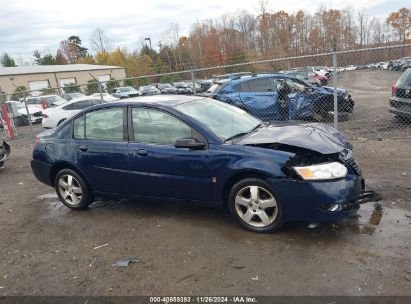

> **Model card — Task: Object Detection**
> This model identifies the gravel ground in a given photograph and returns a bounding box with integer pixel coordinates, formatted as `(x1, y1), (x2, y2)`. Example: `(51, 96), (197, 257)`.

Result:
(0, 70), (410, 296)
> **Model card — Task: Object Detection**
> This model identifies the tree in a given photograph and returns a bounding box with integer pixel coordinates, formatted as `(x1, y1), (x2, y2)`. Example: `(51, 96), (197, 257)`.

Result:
(55, 50), (68, 65)
(1, 53), (16, 67)
(105, 77), (120, 93)
(386, 8), (411, 44)
(63, 83), (81, 93)
(85, 79), (100, 95)
(10, 86), (28, 100)
(159, 74), (181, 83)
(90, 28), (111, 52)
(60, 36), (88, 63)
(33, 50), (67, 65)
(41, 87), (58, 95)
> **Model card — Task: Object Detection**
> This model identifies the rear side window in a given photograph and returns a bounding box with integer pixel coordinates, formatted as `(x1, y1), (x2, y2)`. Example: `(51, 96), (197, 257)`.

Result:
(73, 108), (124, 141)
(73, 116), (85, 139)
(396, 69), (411, 87)
(234, 78), (275, 92)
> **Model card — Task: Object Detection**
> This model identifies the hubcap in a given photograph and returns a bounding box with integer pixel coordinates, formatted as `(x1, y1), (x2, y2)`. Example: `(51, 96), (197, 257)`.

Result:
(234, 185), (278, 228)
(58, 174), (83, 206)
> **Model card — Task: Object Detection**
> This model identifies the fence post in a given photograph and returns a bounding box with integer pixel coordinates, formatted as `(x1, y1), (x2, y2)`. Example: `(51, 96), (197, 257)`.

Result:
(23, 94), (34, 136)
(98, 82), (104, 102)
(332, 38), (338, 130)
(191, 69), (196, 95)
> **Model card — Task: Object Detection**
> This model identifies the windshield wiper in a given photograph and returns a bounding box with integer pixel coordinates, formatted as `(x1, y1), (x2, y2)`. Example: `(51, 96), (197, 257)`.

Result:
(224, 123), (265, 142)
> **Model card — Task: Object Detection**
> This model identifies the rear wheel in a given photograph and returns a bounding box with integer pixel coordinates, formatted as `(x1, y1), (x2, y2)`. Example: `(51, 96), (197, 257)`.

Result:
(228, 178), (284, 233)
(55, 169), (93, 209)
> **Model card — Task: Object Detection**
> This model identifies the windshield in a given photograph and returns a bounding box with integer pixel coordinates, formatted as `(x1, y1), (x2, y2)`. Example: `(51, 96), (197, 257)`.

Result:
(176, 98), (261, 140)
(397, 69), (411, 87)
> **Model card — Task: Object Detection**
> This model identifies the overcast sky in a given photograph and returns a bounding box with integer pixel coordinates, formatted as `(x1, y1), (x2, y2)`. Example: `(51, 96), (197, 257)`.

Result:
(0, 0), (407, 64)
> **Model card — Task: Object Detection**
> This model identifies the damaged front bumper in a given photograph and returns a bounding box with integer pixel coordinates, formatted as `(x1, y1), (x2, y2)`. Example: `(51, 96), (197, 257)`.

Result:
(0, 141), (11, 166)
(266, 174), (375, 222)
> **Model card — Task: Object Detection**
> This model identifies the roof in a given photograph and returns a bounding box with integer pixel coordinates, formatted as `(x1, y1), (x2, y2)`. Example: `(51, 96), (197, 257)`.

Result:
(0, 64), (124, 76)
(106, 94), (208, 107)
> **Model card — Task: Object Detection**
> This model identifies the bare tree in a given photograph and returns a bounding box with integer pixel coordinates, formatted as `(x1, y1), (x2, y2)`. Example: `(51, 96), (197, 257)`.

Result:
(90, 28), (112, 53)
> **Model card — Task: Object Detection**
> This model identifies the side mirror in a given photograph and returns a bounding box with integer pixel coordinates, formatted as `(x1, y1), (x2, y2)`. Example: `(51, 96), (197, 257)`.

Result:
(175, 138), (206, 150)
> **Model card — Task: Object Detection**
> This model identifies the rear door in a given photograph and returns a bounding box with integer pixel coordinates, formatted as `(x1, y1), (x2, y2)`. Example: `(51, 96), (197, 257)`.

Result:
(238, 78), (280, 121)
(71, 106), (130, 195)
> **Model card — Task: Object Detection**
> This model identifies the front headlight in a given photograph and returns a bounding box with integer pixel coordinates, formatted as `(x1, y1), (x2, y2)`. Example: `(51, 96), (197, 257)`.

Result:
(293, 162), (347, 180)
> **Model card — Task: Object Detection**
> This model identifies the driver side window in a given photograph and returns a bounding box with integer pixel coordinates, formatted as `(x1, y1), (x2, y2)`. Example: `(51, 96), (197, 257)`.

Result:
(132, 108), (192, 145)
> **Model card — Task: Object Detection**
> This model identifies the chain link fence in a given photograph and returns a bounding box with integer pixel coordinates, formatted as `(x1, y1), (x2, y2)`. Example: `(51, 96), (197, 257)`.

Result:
(1, 44), (410, 141)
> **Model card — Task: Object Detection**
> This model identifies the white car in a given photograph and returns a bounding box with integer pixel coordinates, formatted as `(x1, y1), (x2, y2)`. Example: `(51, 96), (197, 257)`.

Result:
(89, 93), (119, 102)
(15, 102), (43, 124)
(42, 97), (105, 129)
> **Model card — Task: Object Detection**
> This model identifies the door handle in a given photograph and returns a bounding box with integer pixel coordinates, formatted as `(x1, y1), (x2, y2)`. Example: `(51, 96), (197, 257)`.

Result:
(136, 149), (148, 156)
(78, 145), (88, 152)
(243, 97), (252, 101)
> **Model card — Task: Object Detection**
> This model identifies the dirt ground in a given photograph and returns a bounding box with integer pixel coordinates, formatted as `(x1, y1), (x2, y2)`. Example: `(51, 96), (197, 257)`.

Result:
(0, 70), (410, 296)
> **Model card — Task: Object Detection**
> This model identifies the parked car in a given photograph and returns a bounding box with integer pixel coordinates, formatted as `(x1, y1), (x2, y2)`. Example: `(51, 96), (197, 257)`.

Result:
(139, 85), (161, 96)
(5, 101), (30, 126)
(111, 86), (142, 99)
(196, 79), (214, 92)
(185, 81), (202, 93)
(89, 93), (119, 102)
(389, 68), (411, 120)
(31, 95), (372, 233)
(303, 66), (331, 78)
(22, 95), (67, 108)
(280, 70), (322, 87)
(60, 93), (86, 101)
(209, 74), (354, 122)
(156, 83), (177, 94)
(173, 82), (193, 94)
(401, 60), (411, 72)
(0, 140), (10, 168)
(42, 97), (106, 128)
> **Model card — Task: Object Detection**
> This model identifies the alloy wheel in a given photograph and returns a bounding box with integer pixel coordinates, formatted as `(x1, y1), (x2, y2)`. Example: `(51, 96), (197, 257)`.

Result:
(234, 185), (278, 228)
(57, 174), (83, 206)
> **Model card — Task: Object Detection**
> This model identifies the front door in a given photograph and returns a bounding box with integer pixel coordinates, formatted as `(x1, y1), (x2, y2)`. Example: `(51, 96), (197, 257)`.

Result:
(128, 106), (213, 202)
(238, 78), (280, 122)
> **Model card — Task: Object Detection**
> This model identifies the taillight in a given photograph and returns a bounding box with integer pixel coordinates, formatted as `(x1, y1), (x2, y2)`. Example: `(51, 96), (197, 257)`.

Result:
(34, 137), (40, 148)
(42, 113), (48, 118)
(392, 85), (397, 96)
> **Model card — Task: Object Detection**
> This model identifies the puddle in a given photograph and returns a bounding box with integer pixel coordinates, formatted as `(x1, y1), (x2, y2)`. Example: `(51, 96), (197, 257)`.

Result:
(340, 202), (391, 236)
(37, 193), (58, 200)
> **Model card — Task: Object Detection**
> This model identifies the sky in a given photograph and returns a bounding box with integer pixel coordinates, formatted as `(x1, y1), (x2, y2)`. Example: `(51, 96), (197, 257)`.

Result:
(0, 0), (407, 64)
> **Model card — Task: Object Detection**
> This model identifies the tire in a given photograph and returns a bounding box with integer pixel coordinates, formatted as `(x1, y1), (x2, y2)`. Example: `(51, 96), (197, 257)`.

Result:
(57, 119), (66, 126)
(228, 178), (284, 233)
(54, 169), (93, 210)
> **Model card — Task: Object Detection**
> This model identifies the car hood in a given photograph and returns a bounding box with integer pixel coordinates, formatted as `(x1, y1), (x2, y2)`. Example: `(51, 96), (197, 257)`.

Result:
(237, 122), (347, 154)
(18, 105), (43, 114)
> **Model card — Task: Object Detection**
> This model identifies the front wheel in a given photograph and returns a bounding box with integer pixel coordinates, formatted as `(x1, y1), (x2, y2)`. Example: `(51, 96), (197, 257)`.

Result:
(228, 178), (284, 233)
(55, 169), (93, 209)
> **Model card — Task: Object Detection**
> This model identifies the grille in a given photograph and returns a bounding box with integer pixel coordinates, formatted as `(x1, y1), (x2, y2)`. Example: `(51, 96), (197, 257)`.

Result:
(32, 111), (42, 117)
(346, 157), (361, 175)
(395, 88), (411, 99)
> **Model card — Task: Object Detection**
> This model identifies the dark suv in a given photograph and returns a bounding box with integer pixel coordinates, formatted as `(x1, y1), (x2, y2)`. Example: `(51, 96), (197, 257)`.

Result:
(389, 68), (411, 120)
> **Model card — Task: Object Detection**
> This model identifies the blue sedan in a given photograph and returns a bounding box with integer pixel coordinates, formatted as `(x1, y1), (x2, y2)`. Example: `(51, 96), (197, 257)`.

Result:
(31, 95), (370, 233)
